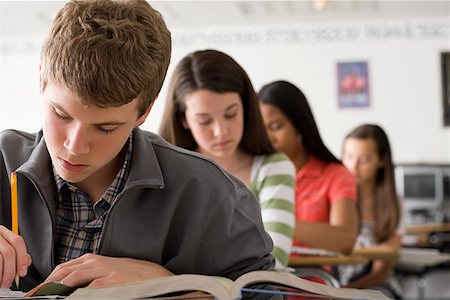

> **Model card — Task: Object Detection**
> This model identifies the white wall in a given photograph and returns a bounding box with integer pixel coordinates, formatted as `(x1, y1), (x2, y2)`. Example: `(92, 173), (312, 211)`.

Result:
(1, 16), (449, 164)
(152, 17), (450, 164)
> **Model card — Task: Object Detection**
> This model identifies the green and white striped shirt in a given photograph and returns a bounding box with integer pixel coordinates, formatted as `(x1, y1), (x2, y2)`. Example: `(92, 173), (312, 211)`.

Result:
(250, 152), (296, 269)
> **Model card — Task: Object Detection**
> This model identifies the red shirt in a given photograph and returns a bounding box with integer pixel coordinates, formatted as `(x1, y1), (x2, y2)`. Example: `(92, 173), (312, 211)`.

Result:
(294, 156), (356, 245)
(294, 156), (356, 262)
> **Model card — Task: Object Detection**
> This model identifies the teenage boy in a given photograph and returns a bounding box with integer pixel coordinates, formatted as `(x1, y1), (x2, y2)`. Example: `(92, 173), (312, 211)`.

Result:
(0, 0), (274, 291)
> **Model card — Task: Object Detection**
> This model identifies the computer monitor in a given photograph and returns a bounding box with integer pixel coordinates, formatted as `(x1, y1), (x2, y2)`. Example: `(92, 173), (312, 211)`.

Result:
(395, 164), (445, 212)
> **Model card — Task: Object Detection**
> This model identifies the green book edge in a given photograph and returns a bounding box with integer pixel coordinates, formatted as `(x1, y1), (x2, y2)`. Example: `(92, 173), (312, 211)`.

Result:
(33, 282), (77, 297)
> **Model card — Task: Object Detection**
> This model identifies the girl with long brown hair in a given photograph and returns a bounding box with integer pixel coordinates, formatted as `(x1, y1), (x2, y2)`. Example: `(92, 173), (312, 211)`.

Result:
(340, 124), (402, 297)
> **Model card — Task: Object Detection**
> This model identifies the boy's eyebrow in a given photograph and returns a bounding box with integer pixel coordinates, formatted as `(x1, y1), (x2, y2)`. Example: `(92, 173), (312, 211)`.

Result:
(50, 101), (127, 126)
(50, 101), (69, 115)
(92, 121), (127, 126)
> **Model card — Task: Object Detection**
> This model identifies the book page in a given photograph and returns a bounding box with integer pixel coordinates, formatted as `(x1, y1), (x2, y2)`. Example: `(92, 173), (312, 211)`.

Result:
(0, 288), (62, 299)
(65, 274), (236, 300)
(233, 271), (392, 300)
(0, 288), (25, 298)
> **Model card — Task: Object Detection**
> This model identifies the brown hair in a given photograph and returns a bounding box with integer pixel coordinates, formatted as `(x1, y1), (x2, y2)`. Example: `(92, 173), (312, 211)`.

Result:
(345, 124), (401, 243)
(258, 80), (339, 163)
(40, 0), (171, 116)
(159, 49), (274, 155)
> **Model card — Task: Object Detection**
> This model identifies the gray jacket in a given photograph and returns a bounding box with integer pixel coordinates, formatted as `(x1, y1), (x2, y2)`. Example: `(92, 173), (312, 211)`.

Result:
(0, 128), (274, 291)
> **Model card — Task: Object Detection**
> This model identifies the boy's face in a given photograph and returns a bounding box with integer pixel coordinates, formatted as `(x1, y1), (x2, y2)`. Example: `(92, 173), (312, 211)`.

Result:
(41, 81), (149, 187)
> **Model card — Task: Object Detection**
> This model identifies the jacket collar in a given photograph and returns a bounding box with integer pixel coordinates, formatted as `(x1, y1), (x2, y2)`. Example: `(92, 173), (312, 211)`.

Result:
(16, 131), (57, 213)
(17, 130), (52, 183)
(126, 128), (165, 190)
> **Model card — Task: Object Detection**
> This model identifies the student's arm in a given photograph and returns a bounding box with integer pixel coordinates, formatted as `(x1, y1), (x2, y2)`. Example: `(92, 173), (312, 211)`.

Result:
(344, 234), (401, 288)
(255, 154), (296, 269)
(0, 225), (32, 288)
(44, 254), (174, 288)
(294, 199), (358, 254)
(44, 181), (275, 288)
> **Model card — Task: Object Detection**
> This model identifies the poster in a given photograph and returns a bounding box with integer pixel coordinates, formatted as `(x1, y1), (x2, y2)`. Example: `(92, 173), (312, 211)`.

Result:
(337, 61), (370, 108)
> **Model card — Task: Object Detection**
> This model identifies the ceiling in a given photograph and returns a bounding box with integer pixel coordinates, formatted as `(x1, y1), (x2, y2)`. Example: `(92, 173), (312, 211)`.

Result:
(0, 1), (449, 36)
(153, 1), (450, 27)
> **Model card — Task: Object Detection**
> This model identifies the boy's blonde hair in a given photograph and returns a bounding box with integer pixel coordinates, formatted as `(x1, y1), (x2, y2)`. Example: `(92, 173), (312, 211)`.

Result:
(40, 0), (171, 116)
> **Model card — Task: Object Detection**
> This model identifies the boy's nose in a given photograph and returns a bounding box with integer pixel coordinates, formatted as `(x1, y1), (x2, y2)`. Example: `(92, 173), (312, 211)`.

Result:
(64, 125), (90, 155)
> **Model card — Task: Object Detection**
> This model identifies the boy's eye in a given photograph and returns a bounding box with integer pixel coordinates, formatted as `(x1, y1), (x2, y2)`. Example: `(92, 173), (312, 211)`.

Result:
(97, 126), (118, 134)
(54, 108), (70, 120)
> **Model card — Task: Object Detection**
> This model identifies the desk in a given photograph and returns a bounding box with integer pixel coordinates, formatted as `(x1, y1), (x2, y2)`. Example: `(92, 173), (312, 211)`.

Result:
(397, 248), (450, 269)
(289, 247), (398, 267)
(352, 247), (399, 260)
(395, 248), (450, 299)
(289, 255), (367, 267)
(405, 223), (450, 234)
(403, 223), (450, 250)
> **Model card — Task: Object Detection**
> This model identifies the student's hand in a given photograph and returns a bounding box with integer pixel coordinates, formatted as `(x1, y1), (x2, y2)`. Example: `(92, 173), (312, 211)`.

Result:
(0, 225), (32, 288)
(45, 253), (174, 288)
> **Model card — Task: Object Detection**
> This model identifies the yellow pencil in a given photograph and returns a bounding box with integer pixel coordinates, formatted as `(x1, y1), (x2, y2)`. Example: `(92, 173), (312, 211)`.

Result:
(10, 172), (19, 288)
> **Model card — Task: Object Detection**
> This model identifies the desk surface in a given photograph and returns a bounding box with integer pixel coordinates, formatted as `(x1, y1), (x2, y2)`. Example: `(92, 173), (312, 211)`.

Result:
(396, 248), (450, 273)
(403, 223), (450, 248)
(289, 255), (367, 266)
(405, 223), (450, 234)
(352, 247), (399, 260)
(289, 247), (398, 267)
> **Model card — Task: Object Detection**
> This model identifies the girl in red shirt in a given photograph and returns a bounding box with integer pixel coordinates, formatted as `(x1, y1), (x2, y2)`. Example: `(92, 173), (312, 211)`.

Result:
(258, 80), (358, 255)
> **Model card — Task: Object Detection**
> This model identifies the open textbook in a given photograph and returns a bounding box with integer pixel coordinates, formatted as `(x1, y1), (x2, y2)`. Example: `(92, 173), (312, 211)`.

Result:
(6, 270), (392, 300)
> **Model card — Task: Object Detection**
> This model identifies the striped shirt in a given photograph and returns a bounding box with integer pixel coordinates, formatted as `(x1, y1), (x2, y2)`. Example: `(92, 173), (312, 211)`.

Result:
(250, 152), (296, 270)
(53, 136), (132, 263)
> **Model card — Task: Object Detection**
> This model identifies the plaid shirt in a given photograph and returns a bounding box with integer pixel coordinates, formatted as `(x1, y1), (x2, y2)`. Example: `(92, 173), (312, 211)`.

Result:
(53, 136), (132, 263)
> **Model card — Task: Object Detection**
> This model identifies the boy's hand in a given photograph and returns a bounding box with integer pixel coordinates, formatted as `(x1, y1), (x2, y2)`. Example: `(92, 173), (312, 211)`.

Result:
(0, 225), (32, 288)
(45, 253), (173, 287)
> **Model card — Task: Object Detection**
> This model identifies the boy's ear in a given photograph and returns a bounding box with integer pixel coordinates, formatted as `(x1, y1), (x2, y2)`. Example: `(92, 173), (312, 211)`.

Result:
(135, 98), (155, 127)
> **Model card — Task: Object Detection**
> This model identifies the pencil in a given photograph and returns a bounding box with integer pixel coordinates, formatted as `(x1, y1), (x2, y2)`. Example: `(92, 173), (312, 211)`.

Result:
(10, 172), (19, 288)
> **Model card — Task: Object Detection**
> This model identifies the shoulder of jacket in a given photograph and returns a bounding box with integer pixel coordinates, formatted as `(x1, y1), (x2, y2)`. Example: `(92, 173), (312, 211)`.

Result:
(139, 130), (238, 184)
(0, 129), (39, 145)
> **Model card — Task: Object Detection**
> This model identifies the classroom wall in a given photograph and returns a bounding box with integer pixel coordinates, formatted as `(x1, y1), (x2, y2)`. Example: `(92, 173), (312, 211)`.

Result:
(1, 15), (449, 164)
